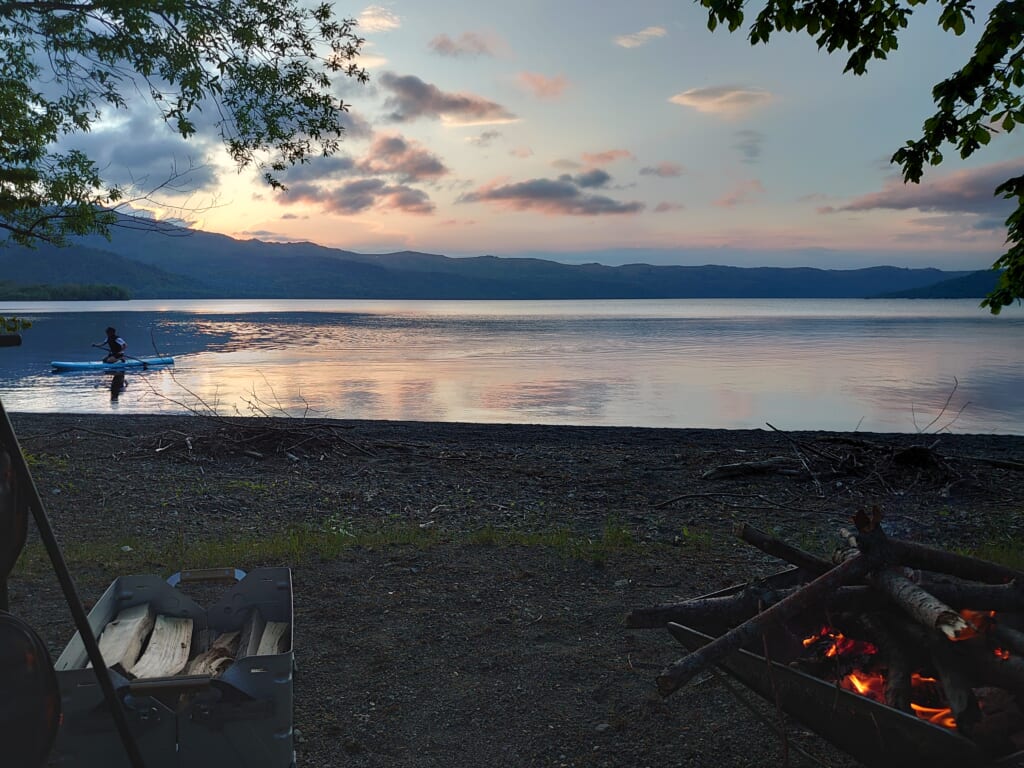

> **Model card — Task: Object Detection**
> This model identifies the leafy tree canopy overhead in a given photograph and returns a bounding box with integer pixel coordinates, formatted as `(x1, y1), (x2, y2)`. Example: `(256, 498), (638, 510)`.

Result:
(697, 0), (1024, 313)
(0, 0), (367, 247)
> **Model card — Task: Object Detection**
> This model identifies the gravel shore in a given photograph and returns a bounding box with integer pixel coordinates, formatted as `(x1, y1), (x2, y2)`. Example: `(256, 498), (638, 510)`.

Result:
(5, 412), (1024, 767)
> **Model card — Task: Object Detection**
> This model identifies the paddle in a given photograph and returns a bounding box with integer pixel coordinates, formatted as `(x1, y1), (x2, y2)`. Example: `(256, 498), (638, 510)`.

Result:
(91, 344), (149, 369)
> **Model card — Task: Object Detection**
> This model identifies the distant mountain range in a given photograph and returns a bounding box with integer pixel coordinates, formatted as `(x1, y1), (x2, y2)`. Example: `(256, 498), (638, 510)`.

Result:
(0, 215), (1002, 300)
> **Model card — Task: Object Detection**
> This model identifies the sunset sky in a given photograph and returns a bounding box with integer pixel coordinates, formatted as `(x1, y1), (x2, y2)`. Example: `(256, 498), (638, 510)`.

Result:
(74, 0), (1023, 271)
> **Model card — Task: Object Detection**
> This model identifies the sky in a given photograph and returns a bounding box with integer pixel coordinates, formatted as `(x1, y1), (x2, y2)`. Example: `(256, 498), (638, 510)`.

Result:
(75, 0), (1024, 271)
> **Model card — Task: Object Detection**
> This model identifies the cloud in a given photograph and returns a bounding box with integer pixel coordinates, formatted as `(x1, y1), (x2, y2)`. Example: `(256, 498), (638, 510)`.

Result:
(669, 86), (773, 117)
(639, 162), (684, 178)
(517, 72), (568, 100)
(285, 178), (434, 215)
(714, 179), (765, 207)
(284, 156), (356, 183)
(429, 32), (496, 57)
(379, 72), (517, 125)
(614, 26), (667, 48)
(733, 129), (764, 164)
(339, 110), (374, 140)
(70, 113), (219, 192)
(581, 149), (634, 166)
(573, 169), (611, 188)
(467, 130), (502, 147)
(510, 146), (534, 158)
(459, 175), (644, 216)
(357, 134), (448, 182)
(835, 160), (1019, 218)
(654, 202), (686, 212)
(358, 5), (400, 32)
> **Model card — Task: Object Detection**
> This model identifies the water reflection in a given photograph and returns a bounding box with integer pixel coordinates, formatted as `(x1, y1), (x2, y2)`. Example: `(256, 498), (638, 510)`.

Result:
(110, 372), (127, 403)
(0, 300), (1021, 433)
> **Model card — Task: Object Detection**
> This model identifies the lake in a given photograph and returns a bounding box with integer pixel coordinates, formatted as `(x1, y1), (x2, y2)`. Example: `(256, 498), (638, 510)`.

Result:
(0, 298), (1021, 434)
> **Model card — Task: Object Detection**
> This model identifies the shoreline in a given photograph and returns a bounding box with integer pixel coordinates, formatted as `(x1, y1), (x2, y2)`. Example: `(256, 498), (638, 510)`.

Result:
(8, 411), (1024, 767)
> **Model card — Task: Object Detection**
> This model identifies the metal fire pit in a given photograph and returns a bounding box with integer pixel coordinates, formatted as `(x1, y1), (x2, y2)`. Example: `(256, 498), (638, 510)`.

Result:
(670, 570), (1024, 768)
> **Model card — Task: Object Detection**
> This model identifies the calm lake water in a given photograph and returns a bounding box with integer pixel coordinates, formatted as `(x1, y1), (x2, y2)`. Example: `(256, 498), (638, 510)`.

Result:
(0, 298), (1022, 434)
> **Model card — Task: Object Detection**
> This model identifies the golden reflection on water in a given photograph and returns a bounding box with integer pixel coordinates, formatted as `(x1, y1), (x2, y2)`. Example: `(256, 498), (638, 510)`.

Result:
(1, 299), (1021, 431)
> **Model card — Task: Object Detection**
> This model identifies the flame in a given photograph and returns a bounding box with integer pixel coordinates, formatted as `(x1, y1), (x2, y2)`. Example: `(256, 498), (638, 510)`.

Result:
(911, 703), (957, 729)
(804, 629), (962, 730)
(953, 609), (996, 641)
(995, 647), (1011, 660)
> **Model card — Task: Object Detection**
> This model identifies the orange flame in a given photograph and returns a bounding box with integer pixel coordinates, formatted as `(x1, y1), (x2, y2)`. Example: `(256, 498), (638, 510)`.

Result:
(994, 647), (1011, 660)
(911, 703), (957, 729)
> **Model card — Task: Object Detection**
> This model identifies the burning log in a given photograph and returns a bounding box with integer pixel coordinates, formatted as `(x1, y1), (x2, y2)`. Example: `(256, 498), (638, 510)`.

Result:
(871, 567), (970, 640)
(656, 551), (874, 696)
(631, 511), (1024, 761)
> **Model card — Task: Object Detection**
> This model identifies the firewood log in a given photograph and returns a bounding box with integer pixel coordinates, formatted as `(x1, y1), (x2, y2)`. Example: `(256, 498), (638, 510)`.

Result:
(871, 567), (970, 640)
(129, 615), (193, 679)
(657, 552), (873, 696)
(94, 603), (154, 671)
(256, 622), (289, 655)
(733, 523), (832, 575)
(185, 631), (240, 676)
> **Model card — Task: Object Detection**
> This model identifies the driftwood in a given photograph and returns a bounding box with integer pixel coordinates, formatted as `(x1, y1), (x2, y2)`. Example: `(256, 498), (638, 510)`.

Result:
(94, 603), (154, 671)
(129, 615), (193, 679)
(701, 457), (803, 481)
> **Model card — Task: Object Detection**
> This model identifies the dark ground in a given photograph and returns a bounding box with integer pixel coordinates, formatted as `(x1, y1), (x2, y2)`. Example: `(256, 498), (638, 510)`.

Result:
(5, 412), (1024, 767)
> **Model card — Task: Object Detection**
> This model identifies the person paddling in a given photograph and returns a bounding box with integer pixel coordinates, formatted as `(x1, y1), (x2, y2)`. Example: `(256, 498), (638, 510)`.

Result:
(97, 327), (127, 363)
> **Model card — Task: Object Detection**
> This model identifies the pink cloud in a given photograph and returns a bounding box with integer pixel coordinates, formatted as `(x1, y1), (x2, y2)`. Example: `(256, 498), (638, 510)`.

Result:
(517, 72), (568, 100)
(837, 160), (1019, 218)
(714, 179), (765, 207)
(459, 176), (643, 216)
(654, 202), (686, 213)
(581, 149), (634, 166)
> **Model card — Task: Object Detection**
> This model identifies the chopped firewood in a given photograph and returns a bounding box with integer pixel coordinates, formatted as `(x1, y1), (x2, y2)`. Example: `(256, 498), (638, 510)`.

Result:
(237, 608), (266, 659)
(256, 622), (289, 656)
(185, 631), (240, 676)
(129, 615), (193, 679)
(93, 603), (154, 671)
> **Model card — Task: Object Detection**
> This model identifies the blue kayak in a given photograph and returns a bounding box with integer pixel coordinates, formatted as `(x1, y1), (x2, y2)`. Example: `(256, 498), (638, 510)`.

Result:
(51, 357), (174, 371)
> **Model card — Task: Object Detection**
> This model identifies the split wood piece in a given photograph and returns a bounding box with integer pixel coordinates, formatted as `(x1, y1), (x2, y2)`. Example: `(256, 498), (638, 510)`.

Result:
(129, 615), (193, 679)
(734, 523), (832, 575)
(625, 583), (787, 629)
(657, 551), (873, 697)
(94, 603), (154, 671)
(185, 631), (240, 677)
(701, 457), (802, 481)
(871, 567), (970, 640)
(237, 608), (266, 659)
(256, 622), (289, 656)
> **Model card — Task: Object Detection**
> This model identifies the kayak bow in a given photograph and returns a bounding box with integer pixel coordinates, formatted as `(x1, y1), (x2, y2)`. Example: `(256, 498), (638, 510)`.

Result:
(51, 357), (174, 371)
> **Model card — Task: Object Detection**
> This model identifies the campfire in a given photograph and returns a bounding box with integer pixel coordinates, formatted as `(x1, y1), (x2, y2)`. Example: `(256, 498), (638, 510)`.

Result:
(627, 509), (1024, 766)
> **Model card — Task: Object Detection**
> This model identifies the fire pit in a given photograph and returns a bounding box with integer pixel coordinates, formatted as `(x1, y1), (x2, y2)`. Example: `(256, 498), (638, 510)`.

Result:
(627, 515), (1024, 768)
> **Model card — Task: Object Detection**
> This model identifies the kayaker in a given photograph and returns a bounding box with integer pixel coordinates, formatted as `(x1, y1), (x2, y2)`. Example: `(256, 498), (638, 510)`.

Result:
(98, 327), (127, 363)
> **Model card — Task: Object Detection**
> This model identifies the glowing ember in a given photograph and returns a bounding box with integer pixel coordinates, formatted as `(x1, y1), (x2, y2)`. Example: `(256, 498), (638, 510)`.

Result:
(995, 648), (1011, 660)
(802, 626), (878, 658)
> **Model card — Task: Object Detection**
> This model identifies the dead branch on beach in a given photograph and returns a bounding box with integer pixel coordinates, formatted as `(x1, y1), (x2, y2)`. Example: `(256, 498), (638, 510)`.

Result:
(126, 370), (376, 461)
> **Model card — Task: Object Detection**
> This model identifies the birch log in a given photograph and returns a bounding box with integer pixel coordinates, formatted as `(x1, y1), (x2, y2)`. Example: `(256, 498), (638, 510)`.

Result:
(871, 567), (969, 640)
